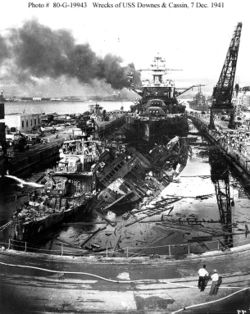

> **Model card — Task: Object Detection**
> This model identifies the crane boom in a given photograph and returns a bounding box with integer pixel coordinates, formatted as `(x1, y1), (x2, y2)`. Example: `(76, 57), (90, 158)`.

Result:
(175, 84), (205, 97)
(212, 22), (242, 110)
(209, 22), (242, 129)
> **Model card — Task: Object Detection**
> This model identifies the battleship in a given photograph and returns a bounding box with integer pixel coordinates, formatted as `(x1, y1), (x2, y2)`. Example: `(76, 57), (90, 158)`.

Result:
(126, 55), (189, 145)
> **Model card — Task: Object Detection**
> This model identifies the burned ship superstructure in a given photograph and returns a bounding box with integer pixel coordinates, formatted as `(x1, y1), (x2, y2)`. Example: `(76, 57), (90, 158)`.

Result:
(127, 56), (189, 144)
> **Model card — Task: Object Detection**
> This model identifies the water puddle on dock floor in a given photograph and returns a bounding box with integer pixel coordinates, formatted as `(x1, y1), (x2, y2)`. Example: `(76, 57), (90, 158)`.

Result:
(1, 123), (250, 257)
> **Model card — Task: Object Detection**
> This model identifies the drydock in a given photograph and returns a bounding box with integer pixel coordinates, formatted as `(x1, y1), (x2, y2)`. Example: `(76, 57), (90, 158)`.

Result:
(1, 22), (250, 313)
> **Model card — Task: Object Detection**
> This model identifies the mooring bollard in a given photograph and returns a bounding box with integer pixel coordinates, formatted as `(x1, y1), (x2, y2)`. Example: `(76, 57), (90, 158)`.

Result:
(126, 247), (129, 258)
(25, 242), (27, 252)
(61, 243), (64, 256)
(106, 247), (108, 258)
(187, 244), (190, 255)
(8, 238), (11, 250)
(217, 240), (220, 250)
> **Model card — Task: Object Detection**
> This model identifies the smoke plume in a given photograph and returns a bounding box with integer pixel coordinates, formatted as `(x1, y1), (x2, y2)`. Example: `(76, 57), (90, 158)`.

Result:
(0, 20), (140, 94)
(0, 35), (9, 63)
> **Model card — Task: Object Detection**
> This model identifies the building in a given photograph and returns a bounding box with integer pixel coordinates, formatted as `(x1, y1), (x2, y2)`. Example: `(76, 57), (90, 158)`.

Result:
(4, 113), (41, 133)
(32, 97), (42, 101)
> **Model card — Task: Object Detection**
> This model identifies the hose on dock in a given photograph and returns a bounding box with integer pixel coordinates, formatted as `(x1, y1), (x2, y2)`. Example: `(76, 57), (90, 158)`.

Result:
(0, 259), (247, 290)
(172, 287), (249, 314)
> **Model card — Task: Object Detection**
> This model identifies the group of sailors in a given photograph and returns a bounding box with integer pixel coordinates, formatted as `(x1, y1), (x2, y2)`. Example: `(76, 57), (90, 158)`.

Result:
(210, 128), (250, 160)
(198, 264), (222, 295)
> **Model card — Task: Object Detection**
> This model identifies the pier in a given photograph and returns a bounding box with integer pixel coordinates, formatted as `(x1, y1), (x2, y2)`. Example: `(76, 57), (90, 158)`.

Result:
(7, 139), (63, 177)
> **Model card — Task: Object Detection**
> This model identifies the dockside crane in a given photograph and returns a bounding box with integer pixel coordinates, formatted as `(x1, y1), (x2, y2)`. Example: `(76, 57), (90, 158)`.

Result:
(214, 178), (233, 248)
(210, 149), (233, 248)
(175, 84), (205, 97)
(209, 22), (242, 129)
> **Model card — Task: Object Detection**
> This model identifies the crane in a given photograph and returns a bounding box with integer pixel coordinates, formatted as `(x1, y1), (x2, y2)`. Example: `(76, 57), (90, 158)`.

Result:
(209, 22), (242, 129)
(175, 84), (205, 97)
(210, 149), (233, 248)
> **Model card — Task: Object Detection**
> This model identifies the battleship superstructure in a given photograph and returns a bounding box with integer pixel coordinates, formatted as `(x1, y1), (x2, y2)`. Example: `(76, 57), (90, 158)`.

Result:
(128, 56), (189, 144)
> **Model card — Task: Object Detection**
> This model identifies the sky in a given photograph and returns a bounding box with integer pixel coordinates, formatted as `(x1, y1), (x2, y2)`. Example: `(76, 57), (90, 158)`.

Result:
(0, 0), (250, 95)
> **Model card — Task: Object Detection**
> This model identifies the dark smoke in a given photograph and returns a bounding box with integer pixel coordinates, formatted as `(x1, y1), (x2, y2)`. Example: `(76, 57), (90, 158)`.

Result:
(127, 62), (141, 87)
(0, 20), (139, 90)
(98, 54), (129, 89)
(11, 22), (74, 78)
(0, 35), (9, 64)
(68, 44), (100, 82)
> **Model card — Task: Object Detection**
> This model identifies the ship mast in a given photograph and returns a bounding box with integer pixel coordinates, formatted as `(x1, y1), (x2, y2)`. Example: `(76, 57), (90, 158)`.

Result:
(151, 56), (167, 85)
(139, 55), (181, 88)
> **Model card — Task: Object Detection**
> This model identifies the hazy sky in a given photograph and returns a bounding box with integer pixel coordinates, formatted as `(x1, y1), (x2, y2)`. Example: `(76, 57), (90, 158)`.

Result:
(0, 0), (250, 88)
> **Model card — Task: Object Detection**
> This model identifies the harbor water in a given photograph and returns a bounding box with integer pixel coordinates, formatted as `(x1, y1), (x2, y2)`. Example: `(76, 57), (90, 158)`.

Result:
(4, 100), (133, 115)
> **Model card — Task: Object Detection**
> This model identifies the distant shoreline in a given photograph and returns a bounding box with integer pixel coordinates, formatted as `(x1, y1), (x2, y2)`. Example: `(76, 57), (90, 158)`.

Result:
(5, 99), (134, 103)
(4, 100), (134, 115)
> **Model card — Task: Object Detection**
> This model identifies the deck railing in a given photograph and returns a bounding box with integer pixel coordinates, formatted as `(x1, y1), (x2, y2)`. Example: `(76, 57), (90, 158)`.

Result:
(0, 238), (232, 258)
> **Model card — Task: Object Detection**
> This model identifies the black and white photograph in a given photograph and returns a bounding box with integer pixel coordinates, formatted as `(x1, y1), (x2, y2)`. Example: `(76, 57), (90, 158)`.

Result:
(1, 0), (250, 313)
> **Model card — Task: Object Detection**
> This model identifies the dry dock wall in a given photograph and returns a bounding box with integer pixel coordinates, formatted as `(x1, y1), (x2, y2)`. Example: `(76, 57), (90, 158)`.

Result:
(188, 114), (250, 182)
(2, 244), (250, 313)
(7, 139), (63, 177)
